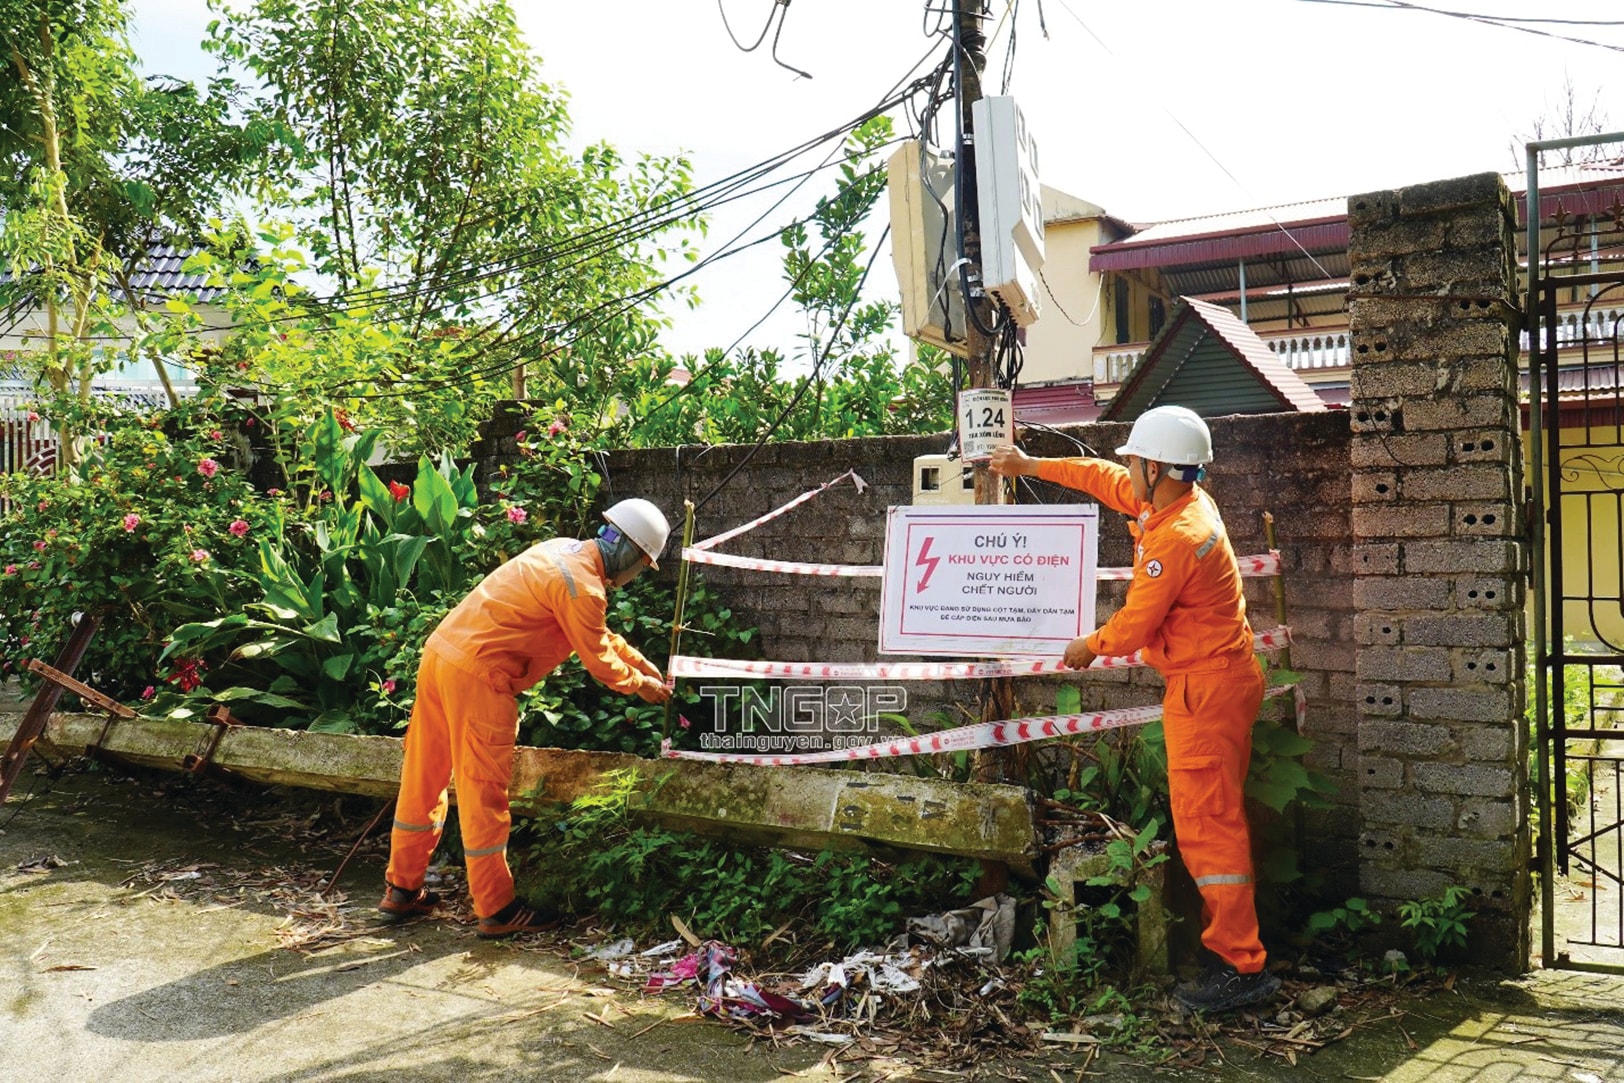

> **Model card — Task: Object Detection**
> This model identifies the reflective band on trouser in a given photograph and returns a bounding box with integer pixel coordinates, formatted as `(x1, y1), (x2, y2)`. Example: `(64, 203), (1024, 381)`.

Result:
(1194, 872), (1253, 888)
(386, 647), (522, 919)
(1164, 665), (1268, 975)
(393, 819), (441, 833)
(385, 649), (455, 895)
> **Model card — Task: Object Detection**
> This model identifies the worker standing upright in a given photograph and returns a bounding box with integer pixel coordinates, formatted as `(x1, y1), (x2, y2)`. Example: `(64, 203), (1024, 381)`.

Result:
(989, 406), (1280, 1012)
(379, 498), (674, 938)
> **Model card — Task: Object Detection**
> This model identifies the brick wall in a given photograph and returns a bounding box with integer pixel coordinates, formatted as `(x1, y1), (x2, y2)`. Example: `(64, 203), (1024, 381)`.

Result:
(466, 173), (1534, 972)
(476, 409), (1363, 885)
(1347, 172), (1529, 971)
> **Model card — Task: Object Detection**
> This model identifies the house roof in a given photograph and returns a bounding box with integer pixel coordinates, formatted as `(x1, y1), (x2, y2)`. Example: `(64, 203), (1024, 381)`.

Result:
(0, 243), (226, 304)
(118, 245), (226, 303)
(1012, 380), (1099, 426)
(1100, 297), (1329, 421)
(1086, 162), (1624, 292)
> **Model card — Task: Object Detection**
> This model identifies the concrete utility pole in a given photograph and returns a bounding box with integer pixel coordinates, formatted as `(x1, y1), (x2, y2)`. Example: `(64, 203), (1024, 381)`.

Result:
(953, 0), (1018, 789)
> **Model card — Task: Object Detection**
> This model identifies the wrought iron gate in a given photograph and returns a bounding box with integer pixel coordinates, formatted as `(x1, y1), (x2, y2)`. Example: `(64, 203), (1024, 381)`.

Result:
(1529, 134), (1624, 973)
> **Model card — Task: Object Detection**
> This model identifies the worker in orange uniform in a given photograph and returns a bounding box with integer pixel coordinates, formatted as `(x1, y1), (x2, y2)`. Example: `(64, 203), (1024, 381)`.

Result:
(989, 405), (1280, 1013)
(378, 498), (674, 938)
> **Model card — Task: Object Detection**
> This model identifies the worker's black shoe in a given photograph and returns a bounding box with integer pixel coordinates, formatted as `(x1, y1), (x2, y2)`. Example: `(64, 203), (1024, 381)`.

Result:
(477, 900), (564, 939)
(1173, 962), (1281, 1013)
(378, 882), (441, 924)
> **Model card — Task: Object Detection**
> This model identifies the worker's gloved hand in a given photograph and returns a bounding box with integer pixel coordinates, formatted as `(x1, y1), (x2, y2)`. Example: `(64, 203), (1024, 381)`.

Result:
(987, 444), (1035, 478)
(635, 676), (673, 704)
(1061, 637), (1097, 671)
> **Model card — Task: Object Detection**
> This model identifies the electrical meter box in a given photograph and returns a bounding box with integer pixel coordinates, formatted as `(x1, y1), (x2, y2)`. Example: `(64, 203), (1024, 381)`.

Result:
(911, 454), (975, 506)
(972, 95), (1043, 326)
(888, 141), (970, 357)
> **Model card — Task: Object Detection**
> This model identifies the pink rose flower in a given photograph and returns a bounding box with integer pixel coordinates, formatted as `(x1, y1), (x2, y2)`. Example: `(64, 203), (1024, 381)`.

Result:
(266, 488), (281, 497)
(123, 513), (141, 532)
(210, 430), (223, 441)
(141, 686), (156, 700)
(190, 549), (210, 563)
(228, 519), (249, 538)
(382, 679), (397, 695)
(27, 561), (40, 570)
(3, 565), (15, 575)
(506, 505), (527, 524)
(33, 540), (46, 550)
(547, 419), (567, 437)
(26, 411), (39, 422)
(197, 458), (220, 479)
(513, 430), (527, 443)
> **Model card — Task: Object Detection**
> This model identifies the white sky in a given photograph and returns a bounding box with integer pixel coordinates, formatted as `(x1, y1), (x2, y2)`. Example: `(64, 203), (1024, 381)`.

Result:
(128, 0), (1624, 366)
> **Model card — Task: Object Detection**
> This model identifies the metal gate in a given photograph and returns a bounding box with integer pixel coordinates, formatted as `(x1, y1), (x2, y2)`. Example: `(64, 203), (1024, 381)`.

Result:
(1529, 134), (1624, 973)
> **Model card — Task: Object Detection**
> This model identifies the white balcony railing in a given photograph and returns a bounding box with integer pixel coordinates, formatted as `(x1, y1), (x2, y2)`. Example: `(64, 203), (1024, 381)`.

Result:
(1093, 300), (1624, 387)
(1093, 327), (1352, 385)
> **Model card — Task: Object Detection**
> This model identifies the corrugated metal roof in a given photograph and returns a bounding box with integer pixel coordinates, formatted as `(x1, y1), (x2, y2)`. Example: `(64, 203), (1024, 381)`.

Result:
(1087, 163), (1624, 277)
(1013, 381), (1099, 425)
(1100, 297), (1328, 422)
(1102, 196), (1348, 247)
(1091, 221), (1349, 273)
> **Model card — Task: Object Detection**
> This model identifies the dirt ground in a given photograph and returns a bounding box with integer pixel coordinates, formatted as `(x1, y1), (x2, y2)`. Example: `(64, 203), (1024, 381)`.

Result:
(4, 759), (1624, 1083)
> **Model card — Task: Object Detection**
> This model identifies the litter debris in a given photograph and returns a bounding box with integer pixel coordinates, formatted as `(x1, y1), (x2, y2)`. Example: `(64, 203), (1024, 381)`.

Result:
(898, 894), (1017, 963)
(584, 937), (637, 962)
(17, 854), (68, 873)
(644, 941), (819, 1022)
(800, 949), (928, 995)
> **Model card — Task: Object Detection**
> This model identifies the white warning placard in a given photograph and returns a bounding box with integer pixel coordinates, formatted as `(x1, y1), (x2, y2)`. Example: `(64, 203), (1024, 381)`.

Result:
(879, 504), (1099, 657)
(957, 388), (1012, 463)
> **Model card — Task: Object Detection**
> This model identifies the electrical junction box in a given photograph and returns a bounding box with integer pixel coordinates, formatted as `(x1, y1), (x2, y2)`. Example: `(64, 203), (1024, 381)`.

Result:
(972, 95), (1044, 326)
(911, 453), (976, 506)
(888, 141), (970, 358)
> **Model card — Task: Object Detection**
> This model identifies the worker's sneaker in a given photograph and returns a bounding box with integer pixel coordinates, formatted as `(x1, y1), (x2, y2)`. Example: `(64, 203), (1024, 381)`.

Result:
(1174, 962), (1281, 1013)
(477, 900), (564, 940)
(377, 882), (441, 924)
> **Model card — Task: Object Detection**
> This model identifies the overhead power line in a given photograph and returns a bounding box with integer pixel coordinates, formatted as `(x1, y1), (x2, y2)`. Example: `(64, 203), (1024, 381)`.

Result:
(1297, 0), (1624, 53)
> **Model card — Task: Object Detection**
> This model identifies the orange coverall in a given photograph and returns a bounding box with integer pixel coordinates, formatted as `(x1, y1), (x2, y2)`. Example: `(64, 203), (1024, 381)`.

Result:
(1036, 457), (1268, 974)
(386, 538), (660, 918)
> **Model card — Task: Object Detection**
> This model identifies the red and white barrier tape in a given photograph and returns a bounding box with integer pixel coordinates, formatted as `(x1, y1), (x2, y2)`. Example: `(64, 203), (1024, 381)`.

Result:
(671, 626), (1293, 681)
(681, 547), (1282, 581)
(690, 470), (868, 552)
(661, 684), (1303, 766)
(682, 549), (882, 577)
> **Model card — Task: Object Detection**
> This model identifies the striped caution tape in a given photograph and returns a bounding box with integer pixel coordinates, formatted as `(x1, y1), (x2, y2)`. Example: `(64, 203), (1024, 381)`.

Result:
(671, 626), (1293, 681)
(660, 683), (1304, 766)
(681, 547), (1282, 581)
(690, 469), (868, 552)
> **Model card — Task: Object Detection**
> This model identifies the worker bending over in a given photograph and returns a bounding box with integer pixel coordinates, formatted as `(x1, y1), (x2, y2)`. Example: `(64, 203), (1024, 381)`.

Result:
(989, 405), (1279, 1013)
(379, 498), (674, 938)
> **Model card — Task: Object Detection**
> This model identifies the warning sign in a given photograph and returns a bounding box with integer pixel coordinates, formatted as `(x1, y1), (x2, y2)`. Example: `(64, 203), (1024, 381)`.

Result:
(879, 504), (1099, 657)
(958, 388), (1013, 463)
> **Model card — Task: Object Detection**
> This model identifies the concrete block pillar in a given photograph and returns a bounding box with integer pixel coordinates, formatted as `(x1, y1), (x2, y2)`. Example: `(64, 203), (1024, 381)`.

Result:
(1346, 173), (1529, 971)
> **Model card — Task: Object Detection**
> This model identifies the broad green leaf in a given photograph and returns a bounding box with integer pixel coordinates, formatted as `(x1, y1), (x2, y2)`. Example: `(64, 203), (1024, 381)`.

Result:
(304, 611), (342, 642)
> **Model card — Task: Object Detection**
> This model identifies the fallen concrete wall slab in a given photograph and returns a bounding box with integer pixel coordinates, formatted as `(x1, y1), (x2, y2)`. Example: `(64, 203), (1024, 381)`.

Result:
(0, 712), (1037, 873)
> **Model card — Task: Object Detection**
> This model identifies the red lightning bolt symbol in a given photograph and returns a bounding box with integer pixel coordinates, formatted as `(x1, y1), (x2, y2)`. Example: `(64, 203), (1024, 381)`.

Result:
(914, 536), (940, 592)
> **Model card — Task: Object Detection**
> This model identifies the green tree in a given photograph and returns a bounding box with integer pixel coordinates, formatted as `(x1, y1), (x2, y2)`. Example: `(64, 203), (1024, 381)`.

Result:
(204, 0), (700, 446)
(1, 0), (263, 443)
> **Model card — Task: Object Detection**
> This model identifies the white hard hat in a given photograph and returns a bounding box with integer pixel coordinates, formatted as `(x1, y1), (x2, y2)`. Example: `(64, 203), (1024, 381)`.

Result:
(602, 498), (670, 569)
(1115, 405), (1214, 466)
